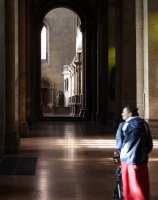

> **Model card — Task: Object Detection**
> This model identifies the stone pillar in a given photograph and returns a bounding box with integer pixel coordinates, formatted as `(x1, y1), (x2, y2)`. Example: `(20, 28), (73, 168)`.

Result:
(122, 1), (136, 106)
(18, 0), (29, 137)
(25, 0), (32, 129)
(5, 0), (20, 152)
(36, 25), (42, 121)
(146, 0), (158, 137)
(91, 23), (97, 122)
(76, 66), (79, 95)
(79, 25), (85, 118)
(80, 56), (83, 106)
(84, 22), (93, 120)
(33, 22), (42, 121)
(77, 53), (82, 96)
(29, 35), (34, 122)
(113, 0), (123, 129)
(74, 67), (77, 95)
(69, 75), (72, 98)
(136, 0), (144, 117)
(106, 3), (115, 126)
(0, 0), (5, 155)
(77, 53), (82, 109)
(96, 19), (102, 122)
(97, 0), (108, 124)
(15, 0), (18, 128)
(79, 67), (81, 96)
(30, 8), (36, 123)
(144, 1), (149, 121)
(30, 19), (41, 122)
(113, 0), (136, 129)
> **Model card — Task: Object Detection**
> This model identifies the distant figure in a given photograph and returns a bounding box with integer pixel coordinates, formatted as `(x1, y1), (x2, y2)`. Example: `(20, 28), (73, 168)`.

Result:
(56, 91), (63, 106)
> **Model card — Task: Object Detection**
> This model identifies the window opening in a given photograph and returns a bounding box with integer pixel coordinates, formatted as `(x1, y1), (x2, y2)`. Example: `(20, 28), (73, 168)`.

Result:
(41, 26), (46, 59)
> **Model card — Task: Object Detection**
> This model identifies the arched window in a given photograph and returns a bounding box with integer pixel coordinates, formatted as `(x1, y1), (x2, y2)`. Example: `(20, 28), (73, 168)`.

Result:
(41, 26), (46, 59)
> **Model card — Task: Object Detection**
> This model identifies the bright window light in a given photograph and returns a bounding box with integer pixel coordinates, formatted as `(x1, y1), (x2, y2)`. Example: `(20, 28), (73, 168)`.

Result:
(41, 26), (46, 59)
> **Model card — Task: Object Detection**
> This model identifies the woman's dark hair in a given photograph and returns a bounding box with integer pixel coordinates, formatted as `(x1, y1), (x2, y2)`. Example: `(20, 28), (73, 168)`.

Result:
(124, 105), (139, 116)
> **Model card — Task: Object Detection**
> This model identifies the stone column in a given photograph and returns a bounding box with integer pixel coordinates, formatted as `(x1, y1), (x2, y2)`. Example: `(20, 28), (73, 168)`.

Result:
(113, 0), (123, 129)
(0, 0), (5, 154)
(136, 0), (144, 117)
(30, 17), (36, 123)
(113, 0), (136, 129)
(97, 0), (108, 124)
(26, 0), (33, 129)
(146, 0), (158, 137)
(74, 67), (77, 95)
(84, 22), (93, 120)
(76, 66), (79, 95)
(69, 74), (72, 98)
(76, 53), (82, 107)
(122, 1), (136, 106)
(91, 23), (97, 122)
(36, 24), (43, 121)
(79, 66), (82, 95)
(5, 0), (20, 152)
(79, 25), (85, 118)
(32, 22), (41, 121)
(96, 19), (102, 122)
(144, 0), (149, 121)
(77, 53), (82, 96)
(18, 0), (29, 137)
(15, 0), (18, 128)
(36, 24), (42, 121)
(80, 56), (83, 106)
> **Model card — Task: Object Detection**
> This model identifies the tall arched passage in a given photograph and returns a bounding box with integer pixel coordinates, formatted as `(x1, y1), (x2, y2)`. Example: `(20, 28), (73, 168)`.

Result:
(32, 0), (97, 120)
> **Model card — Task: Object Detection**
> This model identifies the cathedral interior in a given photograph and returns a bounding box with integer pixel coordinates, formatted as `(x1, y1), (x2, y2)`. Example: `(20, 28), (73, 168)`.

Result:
(0, 0), (158, 199)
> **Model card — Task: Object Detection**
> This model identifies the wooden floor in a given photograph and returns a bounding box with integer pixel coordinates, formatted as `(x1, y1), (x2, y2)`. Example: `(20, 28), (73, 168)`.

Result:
(0, 121), (158, 200)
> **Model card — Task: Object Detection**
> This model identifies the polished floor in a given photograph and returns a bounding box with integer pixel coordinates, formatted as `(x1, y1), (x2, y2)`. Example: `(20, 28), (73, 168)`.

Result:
(0, 121), (158, 200)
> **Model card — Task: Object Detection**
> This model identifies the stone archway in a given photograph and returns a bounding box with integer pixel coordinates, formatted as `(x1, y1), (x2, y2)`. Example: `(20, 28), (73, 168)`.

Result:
(32, 0), (96, 120)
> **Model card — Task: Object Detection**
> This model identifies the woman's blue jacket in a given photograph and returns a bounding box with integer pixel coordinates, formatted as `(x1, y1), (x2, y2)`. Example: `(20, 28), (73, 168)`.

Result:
(116, 117), (153, 164)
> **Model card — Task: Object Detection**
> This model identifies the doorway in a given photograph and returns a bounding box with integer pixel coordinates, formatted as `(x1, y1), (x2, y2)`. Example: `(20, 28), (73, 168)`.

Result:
(41, 8), (83, 117)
